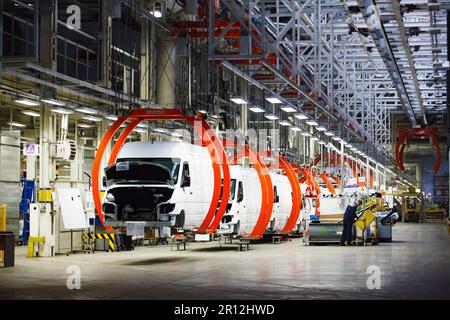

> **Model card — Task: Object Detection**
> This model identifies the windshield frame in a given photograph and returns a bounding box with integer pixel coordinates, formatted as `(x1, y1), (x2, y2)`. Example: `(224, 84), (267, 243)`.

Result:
(114, 157), (181, 184)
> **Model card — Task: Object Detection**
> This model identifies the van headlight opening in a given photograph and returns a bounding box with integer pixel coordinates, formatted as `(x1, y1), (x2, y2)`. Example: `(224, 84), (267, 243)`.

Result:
(106, 193), (115, 202)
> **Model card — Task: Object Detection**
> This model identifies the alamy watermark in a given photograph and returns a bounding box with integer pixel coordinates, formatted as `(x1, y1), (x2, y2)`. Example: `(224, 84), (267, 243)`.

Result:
(66, 265), (81, 290)
(366, 265), (381, 290)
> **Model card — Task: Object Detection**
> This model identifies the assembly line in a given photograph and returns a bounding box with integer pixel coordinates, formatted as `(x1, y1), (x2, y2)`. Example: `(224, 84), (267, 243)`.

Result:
(0, 0), (449, 302)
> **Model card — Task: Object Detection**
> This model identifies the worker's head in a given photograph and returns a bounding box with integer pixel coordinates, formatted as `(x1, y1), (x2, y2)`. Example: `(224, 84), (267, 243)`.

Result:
(355, 199), (363, 207)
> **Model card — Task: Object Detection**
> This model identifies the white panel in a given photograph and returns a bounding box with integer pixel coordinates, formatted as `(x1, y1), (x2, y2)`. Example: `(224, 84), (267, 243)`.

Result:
(56, 188), (88, 229)
(29, 203), (39, 237)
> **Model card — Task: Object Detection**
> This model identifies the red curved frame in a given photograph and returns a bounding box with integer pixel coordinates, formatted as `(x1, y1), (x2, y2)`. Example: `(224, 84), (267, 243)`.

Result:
(395, 128), (441, 173)
(228, 145), (274, 239)
(296, 166), (321, 216)
(319, 173), (336, 194)
(315, 154), (375, 188)
(92, 108), (230, 233)
(257, 152), (302, 234)
(279, 156), (302, 233)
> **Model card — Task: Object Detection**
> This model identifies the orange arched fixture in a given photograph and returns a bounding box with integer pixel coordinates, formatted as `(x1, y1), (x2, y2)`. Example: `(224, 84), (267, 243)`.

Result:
(315, 154), (372, 188)
(330, 175), (341, 186)
(296, 165), (321, 216)
(92, 108), (230, 233)
(319, 173), (336, 194)
(395, 128), (441, 173)
(279, 156), (302, 233)
(228, 143), (274, 239)
(259, 152), (302, 234)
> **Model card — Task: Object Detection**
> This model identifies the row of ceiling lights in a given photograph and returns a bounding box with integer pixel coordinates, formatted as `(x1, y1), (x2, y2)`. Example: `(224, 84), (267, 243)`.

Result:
(10, 96), (118, 127)
(11, 96), (186, 137)
(11, 96), (403, 182)
(228, 93), (404, 181)
(229, 94), (364, 150)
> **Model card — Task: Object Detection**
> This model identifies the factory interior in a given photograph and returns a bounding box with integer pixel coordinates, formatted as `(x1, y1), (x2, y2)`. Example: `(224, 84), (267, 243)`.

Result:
(0, 0), (450, 302)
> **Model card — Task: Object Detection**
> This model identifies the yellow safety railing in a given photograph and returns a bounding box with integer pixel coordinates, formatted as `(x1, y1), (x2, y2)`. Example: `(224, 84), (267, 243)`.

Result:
(28, 236), (46, 257)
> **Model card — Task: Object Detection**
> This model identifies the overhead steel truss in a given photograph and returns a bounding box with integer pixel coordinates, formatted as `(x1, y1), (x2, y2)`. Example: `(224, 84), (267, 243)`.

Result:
(208, 0), (396, 161)
(351, 0), (447, 126)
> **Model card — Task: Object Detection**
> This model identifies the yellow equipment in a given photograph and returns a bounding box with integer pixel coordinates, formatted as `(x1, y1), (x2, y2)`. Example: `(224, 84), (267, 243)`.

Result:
(354, 201), (378, 245)
(386, 188), (424, 223)
(424, 206), (446, 221)
(27, 236), (46, 257)
(402, 195), (423, 222)
(0, 204), (6, 262)
(0, 204), (6, 231)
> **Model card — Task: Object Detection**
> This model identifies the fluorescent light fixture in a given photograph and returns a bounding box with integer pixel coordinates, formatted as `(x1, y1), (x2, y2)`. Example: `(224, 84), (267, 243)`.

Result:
(51, 107), (73, 115)
(332, 136), (342, 142)
(324, 131), (334, 136)
(301, 132), (312, 137)
(305, 120), (318, 126)
(172, 131), (184, 137)
(316, 126), (326, 131)
(41, 98), (65, 106)
(77, 123), (93, 128)
(265, 96), (283, 104)
(249, 106), (265, 113)
(133, 128), (147, 133)
(318, 140), (326, 145)
(137, 123), (148, 128)
(76, 107), (97, 114)
(290, 126), (302, 132)
(264, 114), (279, 120)
(198, 110), (207, 114)
(22, 110), (40, 117)
(150, 10), (162, 18)
(281, 106), (297, 113)
(279, 120), (292, 126)
(15, 98), (40, 106)
(294, 113), (308, 120)
(230, 96), (248, 104)
(8, 121), (27, 127)
(311, 137), (319, 141)
(153, 128), (168, 133)
(105, 115), (118, 121)
(83, 115), (102, 122)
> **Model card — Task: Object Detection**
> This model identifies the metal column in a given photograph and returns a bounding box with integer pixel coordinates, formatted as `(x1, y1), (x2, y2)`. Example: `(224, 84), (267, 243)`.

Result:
(38, 106), (55, 257)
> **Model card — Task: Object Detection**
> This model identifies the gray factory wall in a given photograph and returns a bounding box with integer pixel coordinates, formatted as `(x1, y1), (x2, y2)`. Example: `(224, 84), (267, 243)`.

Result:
(0, 131), (21, 236)
(420, 155), (449, 208)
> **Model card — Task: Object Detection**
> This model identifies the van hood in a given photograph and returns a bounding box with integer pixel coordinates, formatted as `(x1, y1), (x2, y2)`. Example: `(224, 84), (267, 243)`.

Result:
(105, 161), (174, 186)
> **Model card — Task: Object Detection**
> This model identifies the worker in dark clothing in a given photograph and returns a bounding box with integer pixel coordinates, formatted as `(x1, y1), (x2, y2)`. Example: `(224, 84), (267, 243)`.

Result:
(340, 199), (362, 246)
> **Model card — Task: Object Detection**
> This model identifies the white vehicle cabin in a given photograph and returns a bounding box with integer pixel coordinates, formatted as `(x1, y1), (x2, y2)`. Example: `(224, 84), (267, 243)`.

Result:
(102, 141), (214, 229)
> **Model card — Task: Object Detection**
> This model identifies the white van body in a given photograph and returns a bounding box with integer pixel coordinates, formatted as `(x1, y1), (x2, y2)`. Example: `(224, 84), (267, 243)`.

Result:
(219, 166), (294, 235)
(268, 172), (293, 232)
(102, 141), (214, 230)
(219, 166), (263, 235)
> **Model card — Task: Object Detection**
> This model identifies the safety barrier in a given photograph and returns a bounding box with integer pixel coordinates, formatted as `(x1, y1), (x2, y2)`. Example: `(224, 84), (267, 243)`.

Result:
(83, 233), (115, 253)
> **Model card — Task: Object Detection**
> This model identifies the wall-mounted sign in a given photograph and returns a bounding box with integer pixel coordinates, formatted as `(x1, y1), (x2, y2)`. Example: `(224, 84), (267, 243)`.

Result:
(23, 144), (39, 156)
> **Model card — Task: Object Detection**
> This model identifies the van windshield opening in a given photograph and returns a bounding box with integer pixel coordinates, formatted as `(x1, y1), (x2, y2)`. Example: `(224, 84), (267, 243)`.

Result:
(115, 158), (181, 183)
(230, 179), (236, 200)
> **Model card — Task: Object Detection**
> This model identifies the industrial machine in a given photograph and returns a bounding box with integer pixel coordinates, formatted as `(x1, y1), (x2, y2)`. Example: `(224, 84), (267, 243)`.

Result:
(303, 193), (358, 245)
(304, 193), (396, 245)
(385, 188), (424, 223)
(423, 206), (447, 221)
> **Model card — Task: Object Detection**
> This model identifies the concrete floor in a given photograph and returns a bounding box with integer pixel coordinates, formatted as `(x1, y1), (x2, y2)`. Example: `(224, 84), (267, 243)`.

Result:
(0, 223), (449, 300)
